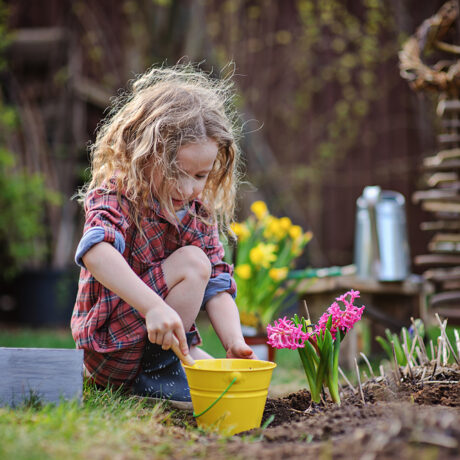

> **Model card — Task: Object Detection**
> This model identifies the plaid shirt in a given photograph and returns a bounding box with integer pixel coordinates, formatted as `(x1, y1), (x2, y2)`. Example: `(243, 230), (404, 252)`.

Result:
(71, 186), (236, 387)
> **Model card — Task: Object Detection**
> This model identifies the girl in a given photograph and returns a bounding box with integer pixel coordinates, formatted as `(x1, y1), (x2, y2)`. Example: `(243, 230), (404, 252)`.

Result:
(71, 65), (255, 405)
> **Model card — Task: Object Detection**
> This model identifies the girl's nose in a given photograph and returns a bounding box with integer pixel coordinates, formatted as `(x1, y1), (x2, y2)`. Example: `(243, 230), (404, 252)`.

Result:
(180, 179), (194, 198)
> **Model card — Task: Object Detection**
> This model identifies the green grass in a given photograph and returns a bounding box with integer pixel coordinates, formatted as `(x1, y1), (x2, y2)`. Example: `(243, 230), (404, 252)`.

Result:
(0, 328), (75, 348)
(0, 383), (204, 460)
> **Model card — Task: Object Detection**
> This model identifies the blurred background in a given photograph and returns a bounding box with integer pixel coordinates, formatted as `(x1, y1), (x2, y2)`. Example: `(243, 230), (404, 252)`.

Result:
(0, 0), (452, 334)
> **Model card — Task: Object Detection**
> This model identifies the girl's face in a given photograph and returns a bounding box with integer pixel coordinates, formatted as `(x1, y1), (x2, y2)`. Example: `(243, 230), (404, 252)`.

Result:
(170, 138), (218, 209)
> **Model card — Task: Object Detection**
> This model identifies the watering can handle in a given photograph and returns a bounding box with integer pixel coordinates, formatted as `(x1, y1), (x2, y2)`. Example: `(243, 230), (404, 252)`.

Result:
(171, 336), (196, 367)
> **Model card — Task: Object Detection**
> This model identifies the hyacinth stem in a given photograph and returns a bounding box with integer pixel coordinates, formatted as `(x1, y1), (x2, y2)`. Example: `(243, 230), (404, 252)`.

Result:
(327, 330), (342, 405)
(298, 347), (321, 403)
(314, 329), (333, 402)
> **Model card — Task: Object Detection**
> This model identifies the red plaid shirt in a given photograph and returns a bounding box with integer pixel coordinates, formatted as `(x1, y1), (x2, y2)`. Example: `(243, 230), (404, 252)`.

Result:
(71, 186), (235, 387)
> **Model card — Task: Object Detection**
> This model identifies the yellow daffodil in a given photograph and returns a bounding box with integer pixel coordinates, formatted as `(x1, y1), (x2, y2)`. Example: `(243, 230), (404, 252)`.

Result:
(249, 242), (277, 268)
(230, 222), (250, 242)
(279, 217), (292, 231)
(288, 225), (303, 240)
(269, 267), (289, 282)
(263, 215), (288, 240)
(263, 216), (279, 239)
(226, 205), (312, 329)
(250, 201), (268, 220)
(235, 264), (252, 280)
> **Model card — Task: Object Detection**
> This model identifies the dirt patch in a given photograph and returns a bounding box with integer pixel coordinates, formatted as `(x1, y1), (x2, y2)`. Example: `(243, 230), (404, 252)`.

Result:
(168, 366), (460, 459)
(412, 383), (460, 406)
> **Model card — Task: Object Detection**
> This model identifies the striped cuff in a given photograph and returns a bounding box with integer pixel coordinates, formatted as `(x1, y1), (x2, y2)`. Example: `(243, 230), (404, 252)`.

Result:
(75, 226), (125, 268)
(201, 273), (237, 309)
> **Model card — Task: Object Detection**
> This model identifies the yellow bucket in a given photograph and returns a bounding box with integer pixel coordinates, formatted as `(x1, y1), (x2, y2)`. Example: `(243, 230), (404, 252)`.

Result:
(184, 359), (276, 435)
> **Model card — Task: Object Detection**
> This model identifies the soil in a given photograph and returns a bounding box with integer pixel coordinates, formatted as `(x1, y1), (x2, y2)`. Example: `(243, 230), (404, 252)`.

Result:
(170, 365), (460, 459)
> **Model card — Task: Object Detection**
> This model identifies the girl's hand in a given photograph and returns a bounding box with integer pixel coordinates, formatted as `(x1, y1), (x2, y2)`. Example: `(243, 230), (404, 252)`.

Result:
(144, 303), (189, 356)
(226, 339), (257, 360)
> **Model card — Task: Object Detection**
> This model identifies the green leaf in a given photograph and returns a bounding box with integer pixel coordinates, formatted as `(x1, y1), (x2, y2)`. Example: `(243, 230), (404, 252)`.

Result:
(327, 330), (341, 404)
(392, 334), (406, 366)
(314, 330), (332, 399)
(375, 336), (393, 361)
(297, 348), (318, 401)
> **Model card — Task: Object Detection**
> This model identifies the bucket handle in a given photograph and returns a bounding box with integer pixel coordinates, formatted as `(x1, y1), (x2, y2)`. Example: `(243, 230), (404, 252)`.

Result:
(193, 376), (237, 418)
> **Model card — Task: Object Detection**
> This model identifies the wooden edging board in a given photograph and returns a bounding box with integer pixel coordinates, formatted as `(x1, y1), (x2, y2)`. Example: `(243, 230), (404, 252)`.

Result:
(0, 347), (83, 407)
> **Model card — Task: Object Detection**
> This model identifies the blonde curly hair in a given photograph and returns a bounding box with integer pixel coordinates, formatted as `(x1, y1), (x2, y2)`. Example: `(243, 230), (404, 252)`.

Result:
(79, 63), (242, 233)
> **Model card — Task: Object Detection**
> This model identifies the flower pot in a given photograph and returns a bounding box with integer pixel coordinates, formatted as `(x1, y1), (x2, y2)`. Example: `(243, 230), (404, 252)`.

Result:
(241, 325), (276, 362)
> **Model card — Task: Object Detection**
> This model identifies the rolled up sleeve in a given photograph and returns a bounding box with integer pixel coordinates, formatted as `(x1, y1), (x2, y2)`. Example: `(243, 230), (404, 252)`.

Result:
(75, 188), (131, 268)
(199, 223), (237, 307)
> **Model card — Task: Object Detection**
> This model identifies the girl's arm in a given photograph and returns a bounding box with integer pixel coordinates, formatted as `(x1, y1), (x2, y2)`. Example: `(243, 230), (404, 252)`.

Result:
(82, 241), (190, 356)
(206, 291), (256, 359)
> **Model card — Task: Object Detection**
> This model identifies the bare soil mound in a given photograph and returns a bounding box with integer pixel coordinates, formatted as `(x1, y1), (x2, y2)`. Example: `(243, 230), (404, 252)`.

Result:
(172, 366), (460, 459)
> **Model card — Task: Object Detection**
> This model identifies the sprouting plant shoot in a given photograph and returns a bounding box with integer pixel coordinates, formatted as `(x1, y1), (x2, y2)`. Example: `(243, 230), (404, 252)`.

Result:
(266, 290), (365, 405)
(375, 320), (425, 366)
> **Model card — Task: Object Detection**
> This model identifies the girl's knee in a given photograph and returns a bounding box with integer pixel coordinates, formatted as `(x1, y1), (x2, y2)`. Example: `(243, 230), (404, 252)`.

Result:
(175, 246), (211, 281)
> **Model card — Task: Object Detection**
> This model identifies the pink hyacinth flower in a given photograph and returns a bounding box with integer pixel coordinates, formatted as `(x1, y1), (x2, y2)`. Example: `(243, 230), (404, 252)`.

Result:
(316, 289), (365, 340)
(266, 317), (311, 350)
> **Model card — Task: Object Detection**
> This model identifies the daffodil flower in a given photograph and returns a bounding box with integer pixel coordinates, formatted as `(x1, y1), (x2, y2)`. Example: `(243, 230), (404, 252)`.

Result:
(230, 222), (250, 242)
(279, 216), (292, 231)
(250, 200), (268, 220)
(235, 264), (252, 280)
(249, 242), (277, 268)
(268, 267), (289, 282)
(288, 225), (303, 240)
(222, 201), (313, 333)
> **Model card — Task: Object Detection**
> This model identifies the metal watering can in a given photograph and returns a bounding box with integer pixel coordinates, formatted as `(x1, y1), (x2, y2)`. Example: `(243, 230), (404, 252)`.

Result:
(354, 186), (410, 281)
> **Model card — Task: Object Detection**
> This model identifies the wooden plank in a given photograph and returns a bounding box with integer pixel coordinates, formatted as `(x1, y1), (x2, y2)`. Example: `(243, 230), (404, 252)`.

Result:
(421, 220), (460, 231)
(441, 119), (460, 128)
(412, 189), (460, 203)
(442, 279), (460, 290)
(424, 148), (460, 167)
(428, 234), (460, 253)
(0, 348), (83, 407)
(437, 133), (460, 145)
(432, 211), (460, 220)
(423, 159), (460, 171)
(437, 181), (460, 190)
(428, 241), (460, 253)
(430, 290), (460, 307)
(423, 266), (460, 281)
(11, 27), (68, 46)
(437, 99), (460, 115)
(415, 254), (460, 266)
(431, 233), (460, 243)
(422, 200), (460, 213)
(8, 27), (68, 61)
(426, 172), (458, 187)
